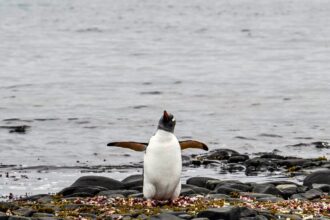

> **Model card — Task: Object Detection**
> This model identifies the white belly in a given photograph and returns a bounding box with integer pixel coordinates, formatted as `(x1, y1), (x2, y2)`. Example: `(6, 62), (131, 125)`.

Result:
(143, 130), (182, 200)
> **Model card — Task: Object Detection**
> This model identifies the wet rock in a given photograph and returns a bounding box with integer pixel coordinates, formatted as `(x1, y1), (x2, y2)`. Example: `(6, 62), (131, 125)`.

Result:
(182, 184), (210, 195)
(191, 218), (209, 220)
(275, 214), (302, 220)
(12, 207), (35, 217)
(121, 175), (143, 189)
(228, 155), (249, 163)
(32, 212), (54, 217)
(240, 216), (268, 220)
(226, 163), (245, 172)
(312, 141), (330, 149)
(98, 190), (139, 197)
(276, 184), (298, 199)
(0, 125), (30, 133)
(186, 177), (217, 188)
(303, 170), (330, 187)
(8, 217), (31, 220)
(219, 183), (252, 192)
(312, 184), (330, 193)
(79, 213), (98, 219)
(182, 155), (192, 166)
(240, 192), (281, 202)
(245, 157), (276, 172)
(204, 149), (239, 160)
(59, 185), (109, 197)
(150, 213), (183, 220)
(252, 184), (282, 197)
(180, 188), (195, 196)
(259, 153), (285, 160)
(19, 194), (49, 202)
(177, 213), (192, 219)
(71, 176), (124, 190)
(206, 193), (230, 199)
(0, 202), (19, 212)
(213, 186), (242, 195)
(301, 188), (323, 200)
(207, 180), (242, 190)
(197, 207), (241, 220)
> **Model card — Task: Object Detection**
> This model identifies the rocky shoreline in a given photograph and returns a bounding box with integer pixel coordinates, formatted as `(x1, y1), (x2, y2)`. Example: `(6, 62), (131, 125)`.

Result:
(1, 148), (330, 220)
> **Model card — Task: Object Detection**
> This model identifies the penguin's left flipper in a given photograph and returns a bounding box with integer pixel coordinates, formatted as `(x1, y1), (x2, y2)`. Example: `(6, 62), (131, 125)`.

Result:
(107, 141), (147, 152)
(179, 140), (209, 151)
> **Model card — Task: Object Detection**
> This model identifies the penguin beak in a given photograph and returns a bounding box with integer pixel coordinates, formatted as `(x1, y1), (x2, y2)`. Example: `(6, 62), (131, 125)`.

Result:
(163, 110), (170, 121)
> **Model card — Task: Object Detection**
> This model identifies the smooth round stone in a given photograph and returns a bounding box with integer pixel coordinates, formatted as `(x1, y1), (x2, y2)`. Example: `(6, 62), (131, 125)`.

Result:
(186, 177), (217, 188)
(304, 170), (330, 187)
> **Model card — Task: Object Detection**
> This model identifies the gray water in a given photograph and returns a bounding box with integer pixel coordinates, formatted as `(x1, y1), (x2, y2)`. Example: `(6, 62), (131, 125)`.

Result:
(0, 0), (330, 196)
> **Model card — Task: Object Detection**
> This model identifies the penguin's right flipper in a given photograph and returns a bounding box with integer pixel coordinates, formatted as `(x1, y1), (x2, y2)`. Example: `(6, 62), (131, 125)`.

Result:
(107, 141), (148, 152)
(179, 140), (209, 151)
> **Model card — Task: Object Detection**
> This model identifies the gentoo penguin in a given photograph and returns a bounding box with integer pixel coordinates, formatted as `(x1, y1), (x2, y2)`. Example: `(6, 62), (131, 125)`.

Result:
(107, 110), (208, 200)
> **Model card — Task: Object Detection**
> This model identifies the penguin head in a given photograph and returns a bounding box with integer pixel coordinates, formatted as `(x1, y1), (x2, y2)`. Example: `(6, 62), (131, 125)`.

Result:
(158, 110), (176, 133)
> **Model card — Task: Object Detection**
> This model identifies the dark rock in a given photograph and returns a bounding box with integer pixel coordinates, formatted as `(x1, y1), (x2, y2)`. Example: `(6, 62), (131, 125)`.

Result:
(252, 184), (282, 197)
(259, 153), (285, 160)
(58, 185), (108, 197)
(276, 159), (310, 168)
(12, 207), (35, 217)
(20, 194), (49, 202)
(290, 194), (307, 200)
(177, 214), (192, 219)
(264, 181), (299, 186)
(245, 158), (276, 170)
(240, 192), (281, 202)
(213, 186), (242, 195)
(312, 184), (330, 193)
(191, 218), (209, 220)
(239, 207), (257, 217)
(32, 213), (54, 217)
(180, 188), (196, 196)
(206, 193), (230, 199)
(240, 216), (268, 220)
(276, 184), (298, 199)
(71, 176), (124, 190)
(303, 170), (330, 187)
(98, 190), (139, 197)
(301, 188), (323, 200)
(228, 155), (249, 163)
(275, 214), (302, 220)
(207, 180), (242, 190)
(219, 183), (252, 192)
(121, 175), (143, 189)
(79, 213), (98, 219)
(186, 177), (217, 188)
(312, 141), (330, 149)
(0, 202), (19, 212)
(182, 184), (210, 195)
(204, 149), (240, 160)
(197, 207), (241, 220)
(8, 217), (31, 220)
(226, 164), (245, 172)
(150, 213), (183, 220)
(182, 156), (192, 166)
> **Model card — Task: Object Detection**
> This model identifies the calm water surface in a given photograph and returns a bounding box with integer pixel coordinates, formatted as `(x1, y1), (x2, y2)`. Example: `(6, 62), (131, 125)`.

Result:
(0, 0), (330, 195)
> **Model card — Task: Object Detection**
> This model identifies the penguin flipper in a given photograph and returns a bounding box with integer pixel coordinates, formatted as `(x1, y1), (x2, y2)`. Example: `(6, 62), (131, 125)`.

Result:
(179, 140), (209, 151)
(107, 141), (147, 152)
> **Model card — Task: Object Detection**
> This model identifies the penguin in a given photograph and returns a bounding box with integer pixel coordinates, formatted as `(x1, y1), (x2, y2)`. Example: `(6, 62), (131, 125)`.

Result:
(107, 110), (208, 200)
